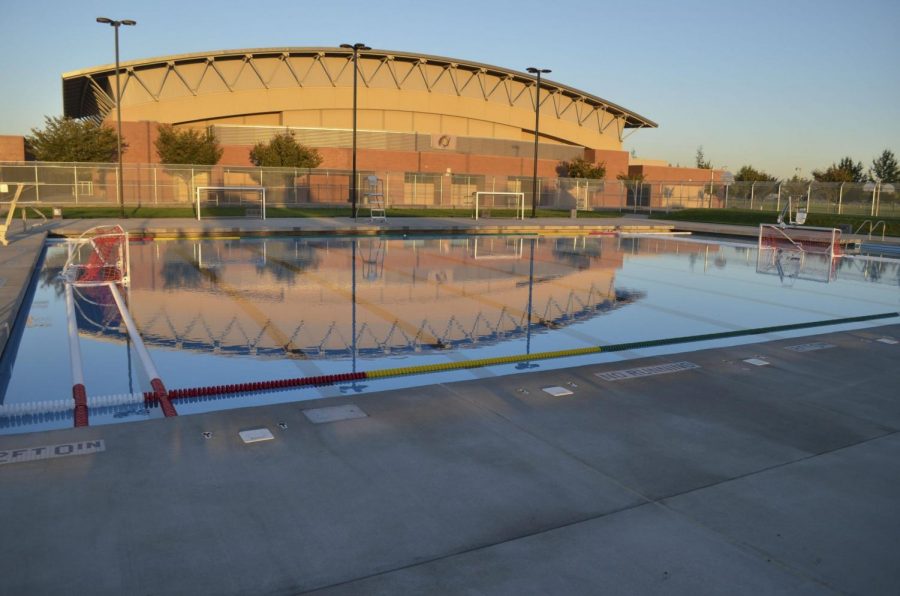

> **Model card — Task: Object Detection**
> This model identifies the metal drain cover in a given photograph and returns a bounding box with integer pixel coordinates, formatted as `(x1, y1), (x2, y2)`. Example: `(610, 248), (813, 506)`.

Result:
(743, 358), (770, 366)
(239, 428), (274, 443)
(303, 404), (368, 424)
(542, 386), (573, 397)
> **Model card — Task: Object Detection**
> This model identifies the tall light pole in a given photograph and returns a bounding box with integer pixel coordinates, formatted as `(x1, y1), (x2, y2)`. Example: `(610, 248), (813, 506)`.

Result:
(340, 43), (370, 220)
(526, 67), (550, 218)
(97, 17), (136, 218)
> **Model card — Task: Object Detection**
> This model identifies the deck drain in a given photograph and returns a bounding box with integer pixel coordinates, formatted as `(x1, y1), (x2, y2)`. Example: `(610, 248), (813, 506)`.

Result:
(743, 358), (770, 366)
(303, 404), (368, 424)
(278, 422), (288, 430)
(239, 428), (275, 443)
(542, 386), (573, 397)
(202, 431), (212, 439)
(785, 342), (835, 352)
(595, 361), (699, 381)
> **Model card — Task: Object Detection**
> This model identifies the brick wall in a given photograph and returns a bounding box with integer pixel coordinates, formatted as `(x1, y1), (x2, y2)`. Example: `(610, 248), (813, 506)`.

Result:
(0, 135), (25, 161)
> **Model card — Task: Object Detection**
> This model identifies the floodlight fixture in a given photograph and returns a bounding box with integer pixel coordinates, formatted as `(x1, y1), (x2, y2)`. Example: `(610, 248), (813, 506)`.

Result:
(96, 17), (137, 218)
(341, 43), (371, 219)
(526, 67), (551, 217)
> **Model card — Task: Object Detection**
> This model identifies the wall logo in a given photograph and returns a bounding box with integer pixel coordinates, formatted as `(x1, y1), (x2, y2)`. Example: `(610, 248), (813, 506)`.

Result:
(431, 134), (457, 150)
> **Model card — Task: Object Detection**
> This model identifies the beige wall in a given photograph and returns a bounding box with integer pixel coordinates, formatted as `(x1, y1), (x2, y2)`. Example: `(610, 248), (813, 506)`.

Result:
(83, 51), (638, 152)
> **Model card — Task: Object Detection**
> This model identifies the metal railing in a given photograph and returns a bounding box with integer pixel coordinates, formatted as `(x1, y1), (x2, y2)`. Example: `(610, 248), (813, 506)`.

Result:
(1, 161), (897, 217)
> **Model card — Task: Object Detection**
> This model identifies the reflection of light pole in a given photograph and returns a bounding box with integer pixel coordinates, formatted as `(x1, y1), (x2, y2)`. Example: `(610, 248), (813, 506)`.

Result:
(340, 43), (370, 220)
(526, 67), (550, 218)
(517, 238), (539, 370)
(351, 239), (357, 372)
(526, 238), (535, 355)
(96, 17), (136, 219)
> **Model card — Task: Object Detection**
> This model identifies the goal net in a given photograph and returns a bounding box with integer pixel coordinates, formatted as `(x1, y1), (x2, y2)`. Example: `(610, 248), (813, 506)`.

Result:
(61, 224), (130, 287)
(473, 192), (526, 220)
(757, 224), (841, 283)
(195, 186), (266, 220)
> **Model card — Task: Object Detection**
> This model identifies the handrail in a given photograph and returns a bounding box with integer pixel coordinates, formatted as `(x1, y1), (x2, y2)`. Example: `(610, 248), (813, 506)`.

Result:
(855, 220), (887, 241)
(854, 220), (873, 236)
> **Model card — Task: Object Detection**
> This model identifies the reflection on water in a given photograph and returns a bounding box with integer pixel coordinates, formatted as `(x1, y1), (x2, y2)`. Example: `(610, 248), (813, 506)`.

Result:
(2, 234), (898, 434)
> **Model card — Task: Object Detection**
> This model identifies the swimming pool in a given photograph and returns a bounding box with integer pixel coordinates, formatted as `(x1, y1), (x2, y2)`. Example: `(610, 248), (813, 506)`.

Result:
(1, 233), (898, 434)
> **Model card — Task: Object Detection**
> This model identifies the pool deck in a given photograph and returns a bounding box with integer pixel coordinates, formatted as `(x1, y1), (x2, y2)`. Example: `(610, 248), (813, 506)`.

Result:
(1, 216), (899, 595)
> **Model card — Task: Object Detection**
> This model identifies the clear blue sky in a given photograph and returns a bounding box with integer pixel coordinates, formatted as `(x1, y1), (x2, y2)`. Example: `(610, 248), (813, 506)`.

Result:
(2, 0), (897, 178)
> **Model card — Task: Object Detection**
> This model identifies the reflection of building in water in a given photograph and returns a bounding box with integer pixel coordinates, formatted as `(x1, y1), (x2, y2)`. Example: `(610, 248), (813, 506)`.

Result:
(75, 237), (647, 358)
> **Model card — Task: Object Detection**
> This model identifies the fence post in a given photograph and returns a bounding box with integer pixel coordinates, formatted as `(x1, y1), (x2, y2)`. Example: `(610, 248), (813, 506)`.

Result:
(806, 183), (812, 212)
(34, 165), (40, 202)
(115, 167), (120, 207)
(750, 182), (755, 210)
(153, 166), (158, 205)
(838, 182), (843, 215)
(191, 168), (195, 205)
(74, 164), (79, 204)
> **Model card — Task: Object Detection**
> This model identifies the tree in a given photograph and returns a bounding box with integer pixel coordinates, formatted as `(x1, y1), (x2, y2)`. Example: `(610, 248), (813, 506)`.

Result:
(695, 146), (711, 169)
(870, 149), (899, 183)
(25, 116), (121, 162)
(734, 165), (777, 182)
(563, 158), (606, 179)
(249, 132), (322, 169)
(812, 157), (865, 183)
(155, 124), (222, 165)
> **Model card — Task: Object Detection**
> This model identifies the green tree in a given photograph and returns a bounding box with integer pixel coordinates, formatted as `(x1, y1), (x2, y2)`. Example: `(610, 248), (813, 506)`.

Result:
(155, 124), (223, 165)
(695, 146), (711, 169)
(870, 149), (898, 183)
(563, 157), (606, 179)
(812, 157), (865, 183)
(249, 132), (322, 168)
(735, 165), (777, 182)
(25, 116), (121, 162)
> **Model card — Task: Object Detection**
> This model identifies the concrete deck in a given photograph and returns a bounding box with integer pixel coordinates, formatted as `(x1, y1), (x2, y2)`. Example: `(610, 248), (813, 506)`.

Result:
(1, 216), (898, 595)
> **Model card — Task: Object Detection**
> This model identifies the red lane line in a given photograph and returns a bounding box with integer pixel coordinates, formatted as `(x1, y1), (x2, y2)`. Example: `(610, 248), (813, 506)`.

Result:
(73, 383), (89, 427)
(165, 371), (368, 401)
(151, 378), (178, 417)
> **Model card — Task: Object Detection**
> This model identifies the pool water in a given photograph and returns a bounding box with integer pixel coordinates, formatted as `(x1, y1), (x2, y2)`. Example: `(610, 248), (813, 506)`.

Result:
(2, 234), (898, 434)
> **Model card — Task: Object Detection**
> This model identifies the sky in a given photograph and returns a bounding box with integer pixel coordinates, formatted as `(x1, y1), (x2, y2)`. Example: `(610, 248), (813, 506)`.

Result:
(1, 0), (898, 178)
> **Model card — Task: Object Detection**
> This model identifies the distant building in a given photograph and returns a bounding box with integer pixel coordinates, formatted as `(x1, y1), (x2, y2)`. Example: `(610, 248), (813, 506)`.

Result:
(61, 47), (657, 180)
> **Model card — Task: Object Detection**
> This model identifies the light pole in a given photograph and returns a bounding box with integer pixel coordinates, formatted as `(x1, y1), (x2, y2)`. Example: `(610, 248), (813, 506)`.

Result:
(526, 68), (550, 218)
(340, 43), (370, 220)
(97, 17), (136, 219)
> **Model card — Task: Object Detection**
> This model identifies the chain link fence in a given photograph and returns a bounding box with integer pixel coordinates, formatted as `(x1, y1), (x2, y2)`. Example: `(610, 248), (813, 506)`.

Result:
(1, 161), (897, 217)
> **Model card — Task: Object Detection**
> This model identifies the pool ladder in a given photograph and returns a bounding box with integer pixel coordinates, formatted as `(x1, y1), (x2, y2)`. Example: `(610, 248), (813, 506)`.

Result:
(854, 220), (886, 241)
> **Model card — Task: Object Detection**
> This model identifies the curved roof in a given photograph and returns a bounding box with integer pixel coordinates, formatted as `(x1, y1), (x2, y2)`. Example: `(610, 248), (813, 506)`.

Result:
(62, 47), (657, 133)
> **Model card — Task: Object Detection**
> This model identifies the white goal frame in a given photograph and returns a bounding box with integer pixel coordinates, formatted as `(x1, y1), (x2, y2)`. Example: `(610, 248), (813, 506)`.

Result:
(758, 224), (840, 258)
(474, 192), (526, 220)
(195, 186), (266, 220)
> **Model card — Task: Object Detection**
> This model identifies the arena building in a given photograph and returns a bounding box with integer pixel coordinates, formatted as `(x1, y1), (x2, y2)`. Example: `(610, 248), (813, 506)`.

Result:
(1, 47), (723, 210)
(61, 47), (657, 181)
